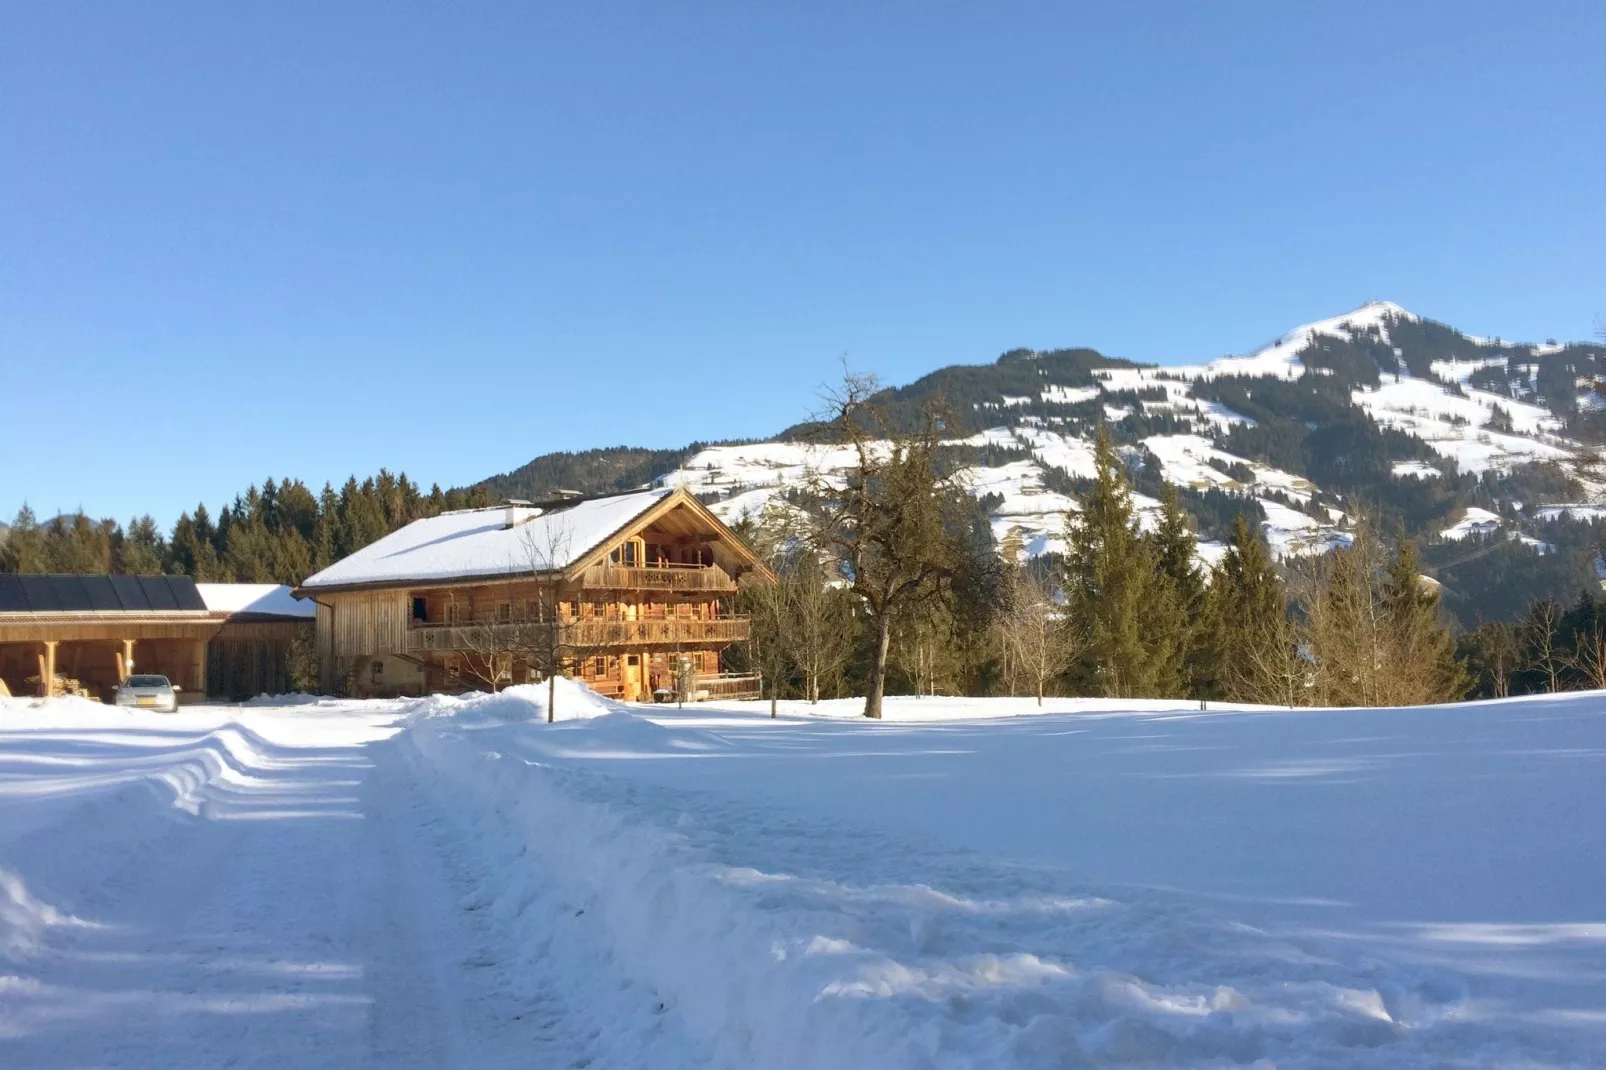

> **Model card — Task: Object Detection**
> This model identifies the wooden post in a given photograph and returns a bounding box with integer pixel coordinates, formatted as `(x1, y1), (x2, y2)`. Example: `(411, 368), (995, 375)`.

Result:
(122, 639), (136, 682)
(191, 637), (206, 699)
(40, 641), (58, 698)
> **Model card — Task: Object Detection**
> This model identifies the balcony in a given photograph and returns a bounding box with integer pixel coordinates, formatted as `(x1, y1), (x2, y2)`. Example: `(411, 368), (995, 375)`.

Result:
(563, 616), (749, 647)
(405, 615), (749, 653)
(579, 562), (738, 593)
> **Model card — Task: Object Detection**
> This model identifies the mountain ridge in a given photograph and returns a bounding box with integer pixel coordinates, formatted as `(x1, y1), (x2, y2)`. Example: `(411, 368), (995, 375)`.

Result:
(471, 303), (1606, 627)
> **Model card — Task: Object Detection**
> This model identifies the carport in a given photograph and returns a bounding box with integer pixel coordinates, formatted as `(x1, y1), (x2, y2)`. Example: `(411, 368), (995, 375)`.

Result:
(0, 575), (216, 700)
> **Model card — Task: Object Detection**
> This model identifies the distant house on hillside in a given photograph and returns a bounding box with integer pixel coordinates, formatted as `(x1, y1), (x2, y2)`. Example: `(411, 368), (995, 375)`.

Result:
(0, 577), (314, 701)
(294, 487), (770, 701)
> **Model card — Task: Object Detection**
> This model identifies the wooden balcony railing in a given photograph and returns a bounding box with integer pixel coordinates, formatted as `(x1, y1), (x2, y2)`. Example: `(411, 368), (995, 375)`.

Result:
(562, 617), (750, 647)
(696, 672), (763, 700)
(405, 616), (749, 653)
(579, 563), (737, 593)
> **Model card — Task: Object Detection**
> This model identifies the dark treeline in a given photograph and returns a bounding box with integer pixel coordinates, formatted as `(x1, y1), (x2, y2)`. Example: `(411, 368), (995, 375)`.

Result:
(0, 472), (494, 584)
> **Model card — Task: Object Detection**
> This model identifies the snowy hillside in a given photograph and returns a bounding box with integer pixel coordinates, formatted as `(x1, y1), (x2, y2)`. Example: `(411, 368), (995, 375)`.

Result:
(654, 302), (1605, 565)
(4, 690), (1602, 1067)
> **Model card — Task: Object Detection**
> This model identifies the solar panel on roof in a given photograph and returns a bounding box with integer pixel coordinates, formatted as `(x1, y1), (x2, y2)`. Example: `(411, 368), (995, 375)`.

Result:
(167, 577), (207, 611)
(18, 575), (63, 612)
(108, 574), (150, 611)
(56, 575), (91, 611)
(81, 575), (121, 611)
(0, 574), (208, 614)
(138, 575), (180, 611)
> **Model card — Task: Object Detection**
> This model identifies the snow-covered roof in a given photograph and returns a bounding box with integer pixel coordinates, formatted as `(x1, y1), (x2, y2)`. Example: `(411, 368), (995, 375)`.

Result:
(196, 583), (316, 619)
(300, 489), (675, 590)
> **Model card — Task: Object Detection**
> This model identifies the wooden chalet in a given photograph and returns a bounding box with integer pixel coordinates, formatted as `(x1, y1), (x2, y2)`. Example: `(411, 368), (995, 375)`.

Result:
(294, 487), (771, 701)
(0, 576), (315, 701)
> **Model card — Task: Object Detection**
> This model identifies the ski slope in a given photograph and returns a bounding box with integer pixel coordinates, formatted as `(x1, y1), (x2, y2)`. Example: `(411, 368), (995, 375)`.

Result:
(2, 688), (1602, 1068)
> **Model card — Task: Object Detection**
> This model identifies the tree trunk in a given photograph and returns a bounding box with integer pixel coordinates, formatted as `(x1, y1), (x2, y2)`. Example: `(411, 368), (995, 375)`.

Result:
(548, 671), (556, 723)
(770, 680), (778, 719)
(1036, 680), (1043, 706)
(864, 614), (891, 719)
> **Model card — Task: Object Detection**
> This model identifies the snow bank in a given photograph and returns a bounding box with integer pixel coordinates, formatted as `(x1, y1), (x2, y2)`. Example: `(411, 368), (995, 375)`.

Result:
(403, 678), (622, 725)
(401, 694), (1606, 1067)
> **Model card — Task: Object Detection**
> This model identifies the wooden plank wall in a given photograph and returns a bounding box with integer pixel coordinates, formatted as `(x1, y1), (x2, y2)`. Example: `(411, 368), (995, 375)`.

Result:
(321, 593), (408, 657)
(207, 620), (309, 700)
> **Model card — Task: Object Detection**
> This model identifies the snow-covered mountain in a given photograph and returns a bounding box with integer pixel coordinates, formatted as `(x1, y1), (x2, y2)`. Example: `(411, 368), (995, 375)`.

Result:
(651, 303), (1603, 563)
(479, 302), (1606, 622)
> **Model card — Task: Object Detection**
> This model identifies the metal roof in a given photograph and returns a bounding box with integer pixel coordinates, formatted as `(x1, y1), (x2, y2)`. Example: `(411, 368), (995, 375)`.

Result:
(0, 574), (210, 614)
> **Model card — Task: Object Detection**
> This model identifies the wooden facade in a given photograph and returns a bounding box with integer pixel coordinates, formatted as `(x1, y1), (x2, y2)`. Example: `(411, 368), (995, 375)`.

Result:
(299, 488), (771, 701)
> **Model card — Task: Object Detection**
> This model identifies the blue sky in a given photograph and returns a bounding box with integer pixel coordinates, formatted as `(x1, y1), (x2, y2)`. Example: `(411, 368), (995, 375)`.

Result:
(3, 3), (1603, 526)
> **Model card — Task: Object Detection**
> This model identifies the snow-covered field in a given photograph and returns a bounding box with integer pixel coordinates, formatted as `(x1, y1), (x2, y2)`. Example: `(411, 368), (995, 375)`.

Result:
(2, 687), (1602, 1067)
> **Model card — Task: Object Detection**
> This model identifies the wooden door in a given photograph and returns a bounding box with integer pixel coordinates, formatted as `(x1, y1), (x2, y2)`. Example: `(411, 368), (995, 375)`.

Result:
(622, 655), (642, 702)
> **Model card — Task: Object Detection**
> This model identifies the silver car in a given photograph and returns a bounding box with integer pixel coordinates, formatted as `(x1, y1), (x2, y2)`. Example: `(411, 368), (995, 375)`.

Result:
(115, 674), (181, 712)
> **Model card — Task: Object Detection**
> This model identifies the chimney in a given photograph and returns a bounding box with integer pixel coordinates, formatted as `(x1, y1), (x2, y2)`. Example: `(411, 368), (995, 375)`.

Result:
(502, 499), (534, 528)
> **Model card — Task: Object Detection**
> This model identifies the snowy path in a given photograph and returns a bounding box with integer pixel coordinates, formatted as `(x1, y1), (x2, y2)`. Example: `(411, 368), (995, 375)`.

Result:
(2, 689), (1603, 1068)
(0, 701), (691, 1068)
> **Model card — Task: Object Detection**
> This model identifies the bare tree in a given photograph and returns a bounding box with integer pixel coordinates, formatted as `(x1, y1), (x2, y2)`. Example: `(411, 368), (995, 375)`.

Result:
(1235, 611), (1310, 708)
(454, 601), (519, 693)
(1473, 620), (1518, 698)
(804, 373), (960, 719)
(741, 557), (792, 717)
(1564, 621), (1606, 691)
(1300, 526), (1386, 706)
(891, 596), (957, 698)
(510, 518), (584, 722)
(1524, 599), (1565, 694)
(748, 502), (857, 705)
(996, 570), (1079, 705)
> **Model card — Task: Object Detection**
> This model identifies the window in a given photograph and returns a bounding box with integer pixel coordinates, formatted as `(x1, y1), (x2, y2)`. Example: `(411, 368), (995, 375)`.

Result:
(497, 602), (512, 623)
(445, 603), (460, 625)
(371, 660), (384, 683)
(591, 656), (606, 676)
(411, 597), (427, 622)
(444, 656), (461, 680)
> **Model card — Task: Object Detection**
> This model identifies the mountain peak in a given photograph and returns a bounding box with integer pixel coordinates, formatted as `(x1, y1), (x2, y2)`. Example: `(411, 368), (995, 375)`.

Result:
(1202, 301), (1419, 380)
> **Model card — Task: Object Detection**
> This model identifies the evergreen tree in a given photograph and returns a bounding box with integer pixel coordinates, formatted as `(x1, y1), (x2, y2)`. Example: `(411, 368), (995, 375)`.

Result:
(118, 515), (166, 574)
(0, 505), (47, 573)
(169, 506), (223, 580)
(1148, 483), (1204, 697)
(1207, 514), (1299, 703)
(1064, 427), (1164, 697)
(1380, 539), (1467, 703)
(313, 484), (340, 571)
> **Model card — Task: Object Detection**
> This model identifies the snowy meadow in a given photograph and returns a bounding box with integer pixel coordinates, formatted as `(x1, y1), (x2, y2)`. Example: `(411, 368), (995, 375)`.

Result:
(1, 686), (1602, 1068)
